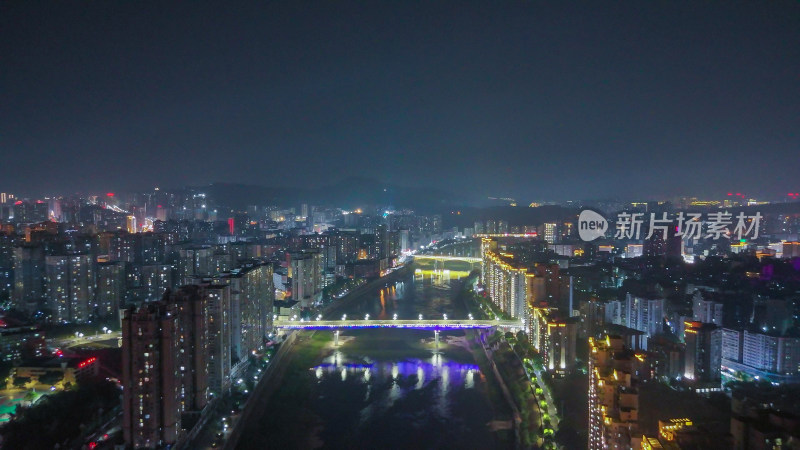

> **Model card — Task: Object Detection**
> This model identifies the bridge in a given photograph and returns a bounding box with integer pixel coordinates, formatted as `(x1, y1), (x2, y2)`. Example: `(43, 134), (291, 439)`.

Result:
(274, 317), (521, 348)
(274, 318), (518, 330)
(411, 255), (481, 263)
(410, 254), (482, 284)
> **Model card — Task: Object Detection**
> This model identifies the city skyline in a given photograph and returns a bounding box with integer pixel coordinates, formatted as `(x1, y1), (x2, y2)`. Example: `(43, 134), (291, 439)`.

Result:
(3, 2), (800, 448)
(2, 1), (799, 200)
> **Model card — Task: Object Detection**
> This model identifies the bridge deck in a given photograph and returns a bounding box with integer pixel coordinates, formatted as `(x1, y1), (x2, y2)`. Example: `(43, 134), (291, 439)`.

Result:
(274, 319), (519, 330)
(411, 255), (481, 262)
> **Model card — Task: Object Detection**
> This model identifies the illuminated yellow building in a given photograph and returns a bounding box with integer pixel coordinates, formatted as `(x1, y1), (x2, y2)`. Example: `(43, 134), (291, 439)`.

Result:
(658, 418), (692, 441)
(482, 240), (530, 321)
(589, 335), (640, 450)
(530, 306), (577, 372)
(126, 215), (137, 233)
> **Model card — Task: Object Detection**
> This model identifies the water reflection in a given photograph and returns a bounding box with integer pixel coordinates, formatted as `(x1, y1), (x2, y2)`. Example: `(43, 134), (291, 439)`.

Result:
(345, 277), (468, 323)
(310, 347), (494, 449)
(252, 273), (502, 449)
(313, 352), (480, 393)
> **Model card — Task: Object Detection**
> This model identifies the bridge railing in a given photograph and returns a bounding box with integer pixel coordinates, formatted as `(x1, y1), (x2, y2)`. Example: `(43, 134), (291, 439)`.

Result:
(273, 319), (520, 329)
(411, 255), (482, 262)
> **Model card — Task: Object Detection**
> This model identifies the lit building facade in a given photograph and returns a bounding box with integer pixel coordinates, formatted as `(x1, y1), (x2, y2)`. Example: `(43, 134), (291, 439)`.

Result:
(122, 302), (182, 449)
(140, 264), (173, 302)
(624, 293), (664, 340)
(45, 253), (94, 323)
(542, 222), (558, 244)
(530, 306), (578, 372)
(96, 261), (125, 320)
(12, 244), (45, 314)
(691, 290), (723, 326)
(588, 335), (640, 450)
(169, 286), (209, 413)
(722, 329), (800, 382)
(290, 249), (322, 308)
(482, 247), (530, 321)
(220, 263), (274, 361)
(202, 284), (231, 396)
(683, 321), (721, 383)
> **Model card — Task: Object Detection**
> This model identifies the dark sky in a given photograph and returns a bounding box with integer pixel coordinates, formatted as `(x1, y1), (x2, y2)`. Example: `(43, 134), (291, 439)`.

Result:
(2, 1), (799, 202)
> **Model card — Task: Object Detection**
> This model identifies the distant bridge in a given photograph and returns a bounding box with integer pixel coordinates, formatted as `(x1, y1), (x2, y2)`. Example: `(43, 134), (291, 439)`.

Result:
(411, 255), (481, 263)
(409, 254), (481, 283)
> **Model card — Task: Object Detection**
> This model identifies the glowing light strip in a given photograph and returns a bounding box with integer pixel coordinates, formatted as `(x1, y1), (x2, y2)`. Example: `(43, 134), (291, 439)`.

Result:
(412, 255), (482, 262)
(274, 319), (519, 330)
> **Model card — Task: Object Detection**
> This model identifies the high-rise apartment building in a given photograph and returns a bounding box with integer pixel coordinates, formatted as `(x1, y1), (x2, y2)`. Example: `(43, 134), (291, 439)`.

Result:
(177, 246), (213, 284)
(45, 253), (94, 322)
(530, 306), (578, 372)
(12, 243), (45, 314)
(588, 335), (640, 450)
(691, 290), (723, 326)
(722, 328), (800, 382)
(482, 246), (530, 321)
(140, 264), (173, 302)
(202, 283), (231, 396)
(290, 250), (322, 308)
(624, 293), (664, 339)
(542, 222), (558, 244)
(219, 263), (274, 361)
(168, 286), (209, 413)
(96, 261), (126, 320)
(683, 321), (722, 382)
(122, 302), (181, 449)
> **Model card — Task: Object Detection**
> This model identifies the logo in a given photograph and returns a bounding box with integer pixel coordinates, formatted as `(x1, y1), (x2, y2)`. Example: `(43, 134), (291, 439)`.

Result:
(578, 210), (608, 241)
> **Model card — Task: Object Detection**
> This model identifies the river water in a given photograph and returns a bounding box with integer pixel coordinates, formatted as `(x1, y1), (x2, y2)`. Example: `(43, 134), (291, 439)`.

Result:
(240, 273), (512, 449)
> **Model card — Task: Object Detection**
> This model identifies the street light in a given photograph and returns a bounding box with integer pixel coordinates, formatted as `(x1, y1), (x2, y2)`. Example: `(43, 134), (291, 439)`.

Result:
(342, 314), (347, 321)
(365, 314), (370, 320)
(419, 314), (423, 320)
(443, 314), (448, 320)
(468, 314), (474, 320)
(393, 313), (398, 320)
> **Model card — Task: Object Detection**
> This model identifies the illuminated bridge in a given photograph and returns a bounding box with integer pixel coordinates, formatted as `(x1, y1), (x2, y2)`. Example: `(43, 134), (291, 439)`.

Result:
(274, 318), (519, 331)
(274, 318), (521, 347)
(410, 255), (482, 283)
(411, 255), (482, 263)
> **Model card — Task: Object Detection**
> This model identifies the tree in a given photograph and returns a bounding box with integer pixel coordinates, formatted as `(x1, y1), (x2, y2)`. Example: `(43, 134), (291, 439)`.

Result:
(38, 371), (64, 386)
(13, 376), (31, 387)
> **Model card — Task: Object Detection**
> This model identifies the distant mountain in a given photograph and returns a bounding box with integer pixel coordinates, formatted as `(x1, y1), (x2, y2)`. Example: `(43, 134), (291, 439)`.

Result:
(442, 205), (581, 229)
(204, 177), (463, 212)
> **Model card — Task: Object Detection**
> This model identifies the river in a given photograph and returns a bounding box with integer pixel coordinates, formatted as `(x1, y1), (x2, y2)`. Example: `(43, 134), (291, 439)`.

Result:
(237, 272), (513, 449)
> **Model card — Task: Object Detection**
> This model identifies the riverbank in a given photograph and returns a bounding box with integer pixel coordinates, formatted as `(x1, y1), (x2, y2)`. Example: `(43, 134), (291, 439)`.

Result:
(321, 264), (413, 317)
(221, 266), (414, 448)
(234, 331), (332, 449)
(231, 267), (516, 449)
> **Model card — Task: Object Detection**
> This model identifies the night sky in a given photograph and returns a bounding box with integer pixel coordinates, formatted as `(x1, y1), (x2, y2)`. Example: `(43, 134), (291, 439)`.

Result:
(2, 1), (798, 202)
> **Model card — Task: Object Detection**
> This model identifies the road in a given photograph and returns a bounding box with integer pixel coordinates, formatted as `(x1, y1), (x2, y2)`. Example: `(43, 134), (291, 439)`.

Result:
(50, 331), (121, 350)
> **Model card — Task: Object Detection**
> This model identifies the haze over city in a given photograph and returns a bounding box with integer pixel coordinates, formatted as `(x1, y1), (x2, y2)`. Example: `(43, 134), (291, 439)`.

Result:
(2, 1), (799, 201)
(3, 2), (800, 450)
